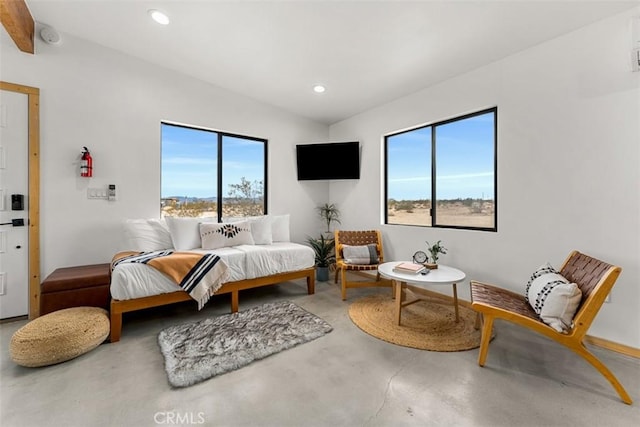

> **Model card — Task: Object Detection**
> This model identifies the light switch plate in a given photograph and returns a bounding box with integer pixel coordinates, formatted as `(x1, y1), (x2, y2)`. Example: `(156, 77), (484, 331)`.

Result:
(87, 187), (108, 200)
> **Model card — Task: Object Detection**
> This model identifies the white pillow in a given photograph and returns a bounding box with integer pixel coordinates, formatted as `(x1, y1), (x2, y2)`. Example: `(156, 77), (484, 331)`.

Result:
(122, 218), (173, 251)
(221, 216), (247, 223)
(249, 216), (273, 245)
(527, 271), (582, 333)
(165, 217), (216, 251)
(200, 221), (255, 249)
(271, 214), (290, 242)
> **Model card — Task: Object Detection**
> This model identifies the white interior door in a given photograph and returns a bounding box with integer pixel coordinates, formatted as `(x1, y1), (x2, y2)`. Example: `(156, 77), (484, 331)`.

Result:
(0, 89), (29, 319)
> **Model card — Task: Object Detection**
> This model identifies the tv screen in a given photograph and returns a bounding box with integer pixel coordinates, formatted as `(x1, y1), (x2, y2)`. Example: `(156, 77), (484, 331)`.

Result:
(296, 141), (360, 180)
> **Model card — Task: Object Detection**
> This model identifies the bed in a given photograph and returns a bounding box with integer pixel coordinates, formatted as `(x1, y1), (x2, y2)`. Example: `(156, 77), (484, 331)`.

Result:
(108, 216), (316, 342)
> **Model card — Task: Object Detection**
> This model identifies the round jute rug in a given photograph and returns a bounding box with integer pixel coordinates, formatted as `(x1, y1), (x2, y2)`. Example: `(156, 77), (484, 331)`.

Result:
(349, 293), (482, 351)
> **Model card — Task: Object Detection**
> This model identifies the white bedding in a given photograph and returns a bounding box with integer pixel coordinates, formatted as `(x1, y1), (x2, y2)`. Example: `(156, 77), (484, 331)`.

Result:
(110, 242), (315, 300)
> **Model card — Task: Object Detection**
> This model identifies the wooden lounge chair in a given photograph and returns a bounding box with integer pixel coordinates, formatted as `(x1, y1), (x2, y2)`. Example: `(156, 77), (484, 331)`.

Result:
(470, 250), (632, 404)
(334, 230), (391, 300)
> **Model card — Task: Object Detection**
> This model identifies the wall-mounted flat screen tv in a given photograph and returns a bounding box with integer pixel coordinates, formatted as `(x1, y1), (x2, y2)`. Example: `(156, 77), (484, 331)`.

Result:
(296, 141), (360, 180)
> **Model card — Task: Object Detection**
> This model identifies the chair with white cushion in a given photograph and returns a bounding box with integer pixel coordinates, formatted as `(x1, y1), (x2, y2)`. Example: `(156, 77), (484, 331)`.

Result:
(470, 250), (631, 404)
(334, 230), (391, 300)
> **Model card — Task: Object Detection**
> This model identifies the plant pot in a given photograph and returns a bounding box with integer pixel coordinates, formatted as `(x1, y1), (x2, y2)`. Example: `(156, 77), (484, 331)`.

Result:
(316, 266), (330, 282)
(424, 263), (438, 270)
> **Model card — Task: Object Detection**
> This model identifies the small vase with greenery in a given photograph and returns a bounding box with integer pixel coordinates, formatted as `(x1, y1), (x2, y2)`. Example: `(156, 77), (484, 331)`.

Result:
(306, 234), (336, 281)
(425, 240), (447, 269)
(317, 203), (341, 236)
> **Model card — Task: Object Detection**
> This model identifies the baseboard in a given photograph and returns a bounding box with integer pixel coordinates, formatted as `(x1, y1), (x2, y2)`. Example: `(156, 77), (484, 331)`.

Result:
(0, 315), (28, 324)
(404, 286), (640, 359)
(584, 336), (640, 359)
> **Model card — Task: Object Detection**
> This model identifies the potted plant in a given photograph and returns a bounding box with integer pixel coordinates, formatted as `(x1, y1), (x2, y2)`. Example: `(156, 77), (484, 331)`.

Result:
(317, 203), (341, 236)
(306, 234), (335, 281)
(425, 240), (447, 269)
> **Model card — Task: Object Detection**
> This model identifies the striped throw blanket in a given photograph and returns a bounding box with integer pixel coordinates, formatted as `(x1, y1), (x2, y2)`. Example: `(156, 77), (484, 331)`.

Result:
(112, 250), (229, 310)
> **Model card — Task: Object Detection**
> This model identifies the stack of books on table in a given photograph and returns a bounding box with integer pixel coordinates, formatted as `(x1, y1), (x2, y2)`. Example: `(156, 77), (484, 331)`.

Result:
(393, 262), (426, 274)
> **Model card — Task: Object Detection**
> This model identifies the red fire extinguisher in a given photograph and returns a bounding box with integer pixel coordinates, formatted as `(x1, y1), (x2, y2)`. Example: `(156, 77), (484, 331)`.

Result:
(80, 146), (93, 177)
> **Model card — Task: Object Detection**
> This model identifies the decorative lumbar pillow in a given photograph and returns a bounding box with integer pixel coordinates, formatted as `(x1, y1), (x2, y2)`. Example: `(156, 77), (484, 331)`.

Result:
(526, 269), (582, 333)
(271, 214), (290, 242)
(525, 262), (559, 304)
(200, 221), (255, 249)
(122, 218), (173, 251)
(165, 217), (216, 251)
(342, 244), (379, 265)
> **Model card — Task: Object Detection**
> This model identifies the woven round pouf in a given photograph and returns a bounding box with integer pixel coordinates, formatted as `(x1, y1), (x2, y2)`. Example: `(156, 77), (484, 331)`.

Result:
(10, 307), (110, 367)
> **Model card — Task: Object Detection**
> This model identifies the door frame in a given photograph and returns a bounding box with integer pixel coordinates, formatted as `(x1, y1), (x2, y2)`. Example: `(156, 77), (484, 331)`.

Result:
(0, 81), (40, 319)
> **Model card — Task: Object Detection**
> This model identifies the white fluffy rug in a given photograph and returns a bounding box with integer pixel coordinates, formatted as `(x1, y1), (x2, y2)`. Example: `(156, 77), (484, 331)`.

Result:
(157, 300), (333, 387)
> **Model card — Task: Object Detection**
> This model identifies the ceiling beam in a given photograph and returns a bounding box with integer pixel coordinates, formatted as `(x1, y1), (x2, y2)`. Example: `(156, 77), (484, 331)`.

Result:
(0, 0), (34, 54)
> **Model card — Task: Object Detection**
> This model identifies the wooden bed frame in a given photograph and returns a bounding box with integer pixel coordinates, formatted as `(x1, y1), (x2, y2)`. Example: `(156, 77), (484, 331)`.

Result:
(109, 267), (315, 342)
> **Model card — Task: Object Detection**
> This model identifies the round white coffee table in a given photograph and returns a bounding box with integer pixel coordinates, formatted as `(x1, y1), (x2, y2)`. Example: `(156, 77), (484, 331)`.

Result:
(378, 261), (466, 325)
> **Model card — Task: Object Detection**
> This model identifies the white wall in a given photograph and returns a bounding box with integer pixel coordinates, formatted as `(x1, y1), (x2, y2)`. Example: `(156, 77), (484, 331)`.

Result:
(329, 8), (640, 348)
(0, 31), (329, 278)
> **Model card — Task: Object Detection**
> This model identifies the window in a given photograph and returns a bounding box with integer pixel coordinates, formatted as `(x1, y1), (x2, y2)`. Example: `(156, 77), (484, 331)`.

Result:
(161, 122), (267, 220)
(385, 107), (496, 231)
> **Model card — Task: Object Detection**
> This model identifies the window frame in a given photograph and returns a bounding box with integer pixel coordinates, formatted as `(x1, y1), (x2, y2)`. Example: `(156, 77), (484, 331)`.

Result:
(161, 121), (268, 221)
(384, 107), (497, 232)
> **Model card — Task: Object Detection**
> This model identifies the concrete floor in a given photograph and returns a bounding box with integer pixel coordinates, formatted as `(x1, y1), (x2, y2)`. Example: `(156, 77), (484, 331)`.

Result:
(1, 280), (639, 427)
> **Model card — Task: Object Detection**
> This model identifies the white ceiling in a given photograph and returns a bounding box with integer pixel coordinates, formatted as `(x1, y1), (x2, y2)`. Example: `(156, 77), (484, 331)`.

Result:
(24, 0), (638, 125)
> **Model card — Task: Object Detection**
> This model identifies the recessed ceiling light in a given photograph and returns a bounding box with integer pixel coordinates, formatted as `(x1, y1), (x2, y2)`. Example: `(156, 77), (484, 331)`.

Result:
(148, 9), (170, 25)
(313, 85), (326, 93)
